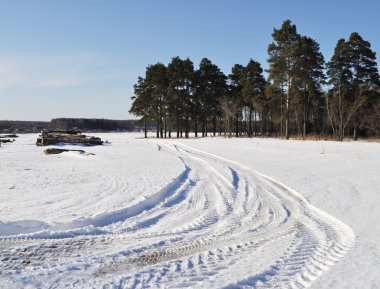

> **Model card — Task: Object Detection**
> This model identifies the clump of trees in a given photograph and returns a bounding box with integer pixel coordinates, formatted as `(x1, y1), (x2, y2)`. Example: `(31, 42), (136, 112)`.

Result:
(326, 33), (380, 140)
(130, 20), (379, 140)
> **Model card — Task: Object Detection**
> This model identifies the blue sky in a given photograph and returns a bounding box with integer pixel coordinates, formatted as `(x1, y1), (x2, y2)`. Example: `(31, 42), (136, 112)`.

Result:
(0, 0), (379, 121)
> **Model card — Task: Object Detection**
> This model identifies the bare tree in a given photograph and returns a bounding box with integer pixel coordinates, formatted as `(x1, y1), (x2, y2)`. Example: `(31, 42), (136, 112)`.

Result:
(325, 85), (367, 141)
(220, 96), (237, 138)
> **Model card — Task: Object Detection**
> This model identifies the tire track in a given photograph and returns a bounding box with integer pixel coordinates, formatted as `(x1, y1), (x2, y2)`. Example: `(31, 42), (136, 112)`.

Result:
(0, 140), (355, 289)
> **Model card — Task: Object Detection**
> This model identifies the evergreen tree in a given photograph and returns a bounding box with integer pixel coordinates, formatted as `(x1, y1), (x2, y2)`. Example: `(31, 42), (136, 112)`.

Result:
(326, 39), (352, 140)
(145, 63), (168, 138)
(167, 57), (185, 138)
(129, 76), (152, 138)
(191, 69), (201, 137)
(167, 57), (195, 138)
(267, 19), (301, 139)
(228, 64), (245, 137)
(264, 82), (284, 136)
(293, 36), (326, 138)
(182, 58), (195, 138)
(242, 59), (266, 137)
(327, 34), (379, 140)
(196, 58), (227, 136)
(346, 32), (380, 139)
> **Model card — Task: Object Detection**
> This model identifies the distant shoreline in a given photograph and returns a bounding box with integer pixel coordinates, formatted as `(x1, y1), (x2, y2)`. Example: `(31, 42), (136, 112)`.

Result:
(0, 118), (142, 134)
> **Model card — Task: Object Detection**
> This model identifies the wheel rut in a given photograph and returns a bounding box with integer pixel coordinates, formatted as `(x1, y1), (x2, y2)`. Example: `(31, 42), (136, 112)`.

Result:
(0, 140), (355, 289)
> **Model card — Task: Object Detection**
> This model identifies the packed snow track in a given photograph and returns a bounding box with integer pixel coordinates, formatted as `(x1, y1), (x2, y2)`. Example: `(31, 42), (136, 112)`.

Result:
(0, 140), (355, 289)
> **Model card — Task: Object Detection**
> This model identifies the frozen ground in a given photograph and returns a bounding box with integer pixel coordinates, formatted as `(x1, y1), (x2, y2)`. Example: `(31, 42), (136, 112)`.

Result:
(0, 133), (378, 289)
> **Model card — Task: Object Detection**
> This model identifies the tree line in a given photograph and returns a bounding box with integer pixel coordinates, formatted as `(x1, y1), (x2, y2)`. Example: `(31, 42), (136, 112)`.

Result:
(130, 20), (380, 140)
(0, 121), (50, 133)
(51, 118), (138, 131)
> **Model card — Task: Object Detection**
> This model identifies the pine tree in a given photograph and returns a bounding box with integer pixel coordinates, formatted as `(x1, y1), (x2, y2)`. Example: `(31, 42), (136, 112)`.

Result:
(228, 64), (245, 137)
(129, 76), (152, 138)
(327, 34), (379, 140)
(264, 82), (284, 136)
(242, 59), (266, 137)
(293, 36), (326, 138)
(145, 63), (168, 138)
(182, 58), (195, 138)
(267, 19), (301, 139)
(196, 58), (227, 136)
(167, 57), (195, 138)
(326, 39), (352, 140)
(167, 57), (185, 138)
(346, 32), (380, 139)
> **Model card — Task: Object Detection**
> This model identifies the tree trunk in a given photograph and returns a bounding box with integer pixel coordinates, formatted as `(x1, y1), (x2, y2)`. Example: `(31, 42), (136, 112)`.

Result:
(353, 123), (358, 141)
(219, 117), (222, 136)
(177, 115), (180, 138)
(144, 120), (147, 138)
(285, 108), (289, 139)
(303, 121), (306, 140)
(235, 111), (239, 137)
(164, 119), (167, 138)
(204, 114), (208, 136)
(156, 117), (160, 138)
(248, 108), (252, 137)
(185, 116), (189, 138)
(286, 77), (290, 140)
(303, 101), (306, 140)
(202, 115), (205, 137)
(303, 83), (307, 140)
(213, 113), (216, 137)
(280, 93), (284, 138)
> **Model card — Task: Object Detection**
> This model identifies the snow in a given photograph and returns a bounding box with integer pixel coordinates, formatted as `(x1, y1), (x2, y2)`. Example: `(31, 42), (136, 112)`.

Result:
(0, 134), (182, 227)
(0, 133), (379, 288)
(175, 136), (380, 289)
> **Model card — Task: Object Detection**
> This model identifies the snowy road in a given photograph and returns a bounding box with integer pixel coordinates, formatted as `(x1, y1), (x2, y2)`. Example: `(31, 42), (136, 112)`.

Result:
(0, 137), (355, 288)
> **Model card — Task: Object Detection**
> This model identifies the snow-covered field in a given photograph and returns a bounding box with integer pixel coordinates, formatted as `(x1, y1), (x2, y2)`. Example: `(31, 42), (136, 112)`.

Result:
(0, 133), (378, 289)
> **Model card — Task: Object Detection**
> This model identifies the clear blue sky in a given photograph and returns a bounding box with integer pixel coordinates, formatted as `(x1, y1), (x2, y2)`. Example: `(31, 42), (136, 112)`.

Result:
(0, 0), (379, 121)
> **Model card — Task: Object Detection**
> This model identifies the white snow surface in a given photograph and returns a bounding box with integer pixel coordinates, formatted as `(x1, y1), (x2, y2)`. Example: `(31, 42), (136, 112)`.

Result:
(0, 133), (378, 289)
